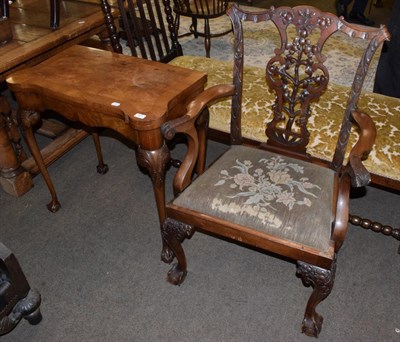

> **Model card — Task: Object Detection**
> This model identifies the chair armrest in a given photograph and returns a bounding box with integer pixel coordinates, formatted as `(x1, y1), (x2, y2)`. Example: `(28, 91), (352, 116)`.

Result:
(346, 109), (377, 188)
(162, 84), (235, 140)
(162, 84), (235, 193)
(332, 109), (376, 250)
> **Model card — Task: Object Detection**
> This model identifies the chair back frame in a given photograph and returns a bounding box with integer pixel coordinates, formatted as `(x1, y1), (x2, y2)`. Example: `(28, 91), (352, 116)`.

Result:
(228, 5), (389, 172)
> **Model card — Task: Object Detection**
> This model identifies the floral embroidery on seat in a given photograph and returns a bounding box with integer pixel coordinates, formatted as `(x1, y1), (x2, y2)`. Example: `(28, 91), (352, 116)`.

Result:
(214, 156), (321, 212)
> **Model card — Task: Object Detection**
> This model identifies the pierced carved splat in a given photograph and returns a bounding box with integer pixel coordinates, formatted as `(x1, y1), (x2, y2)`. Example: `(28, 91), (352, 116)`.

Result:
(229, 5), (389, 161)
(265, 8), (338, 153)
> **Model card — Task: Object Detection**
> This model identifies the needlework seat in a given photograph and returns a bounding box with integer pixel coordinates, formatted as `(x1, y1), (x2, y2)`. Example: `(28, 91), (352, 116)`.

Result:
(173, 145), (335, 251)
(160, 5), (389, 337)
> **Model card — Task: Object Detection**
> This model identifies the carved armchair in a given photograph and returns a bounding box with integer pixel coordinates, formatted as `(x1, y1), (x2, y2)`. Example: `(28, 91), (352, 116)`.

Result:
(160, 5), (389, 337)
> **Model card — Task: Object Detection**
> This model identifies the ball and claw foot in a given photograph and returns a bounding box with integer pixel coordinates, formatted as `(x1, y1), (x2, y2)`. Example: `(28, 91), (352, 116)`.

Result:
(167, 263), (187, 285)
(301, 313), (323, 337)
(46, 199), (61, 212)
(96, 163), (109, 174)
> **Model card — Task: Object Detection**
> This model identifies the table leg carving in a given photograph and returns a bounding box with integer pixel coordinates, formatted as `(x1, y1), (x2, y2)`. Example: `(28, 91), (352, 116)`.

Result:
(136, 144), (171, 259)
(136, 144), (170, 218)
(0, 98), (32, 197)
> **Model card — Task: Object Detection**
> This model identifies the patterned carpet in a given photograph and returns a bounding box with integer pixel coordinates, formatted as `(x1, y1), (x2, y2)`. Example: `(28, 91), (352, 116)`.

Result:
(176, 5), (382, 92)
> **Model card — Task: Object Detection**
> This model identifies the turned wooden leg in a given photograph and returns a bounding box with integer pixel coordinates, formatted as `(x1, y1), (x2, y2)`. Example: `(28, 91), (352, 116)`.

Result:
(204, 18), (211, 58)
(0, 98), (32, 197)
(296, 255), (337, 337)
(161, 218), (194, 285)
(2, 0), (9, 17)
(99, 0), (122, 53)
(192, 18), (198, 38)
(91, 132), (109, 174)
(136, 144), (171, 260)
(50, 0), (60, 29)
(349, 214), (400, 241)
(18, 109), (61, 212)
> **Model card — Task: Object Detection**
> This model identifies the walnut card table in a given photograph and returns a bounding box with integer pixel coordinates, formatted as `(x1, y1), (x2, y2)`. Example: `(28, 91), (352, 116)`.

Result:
(6, 44), (207, 224)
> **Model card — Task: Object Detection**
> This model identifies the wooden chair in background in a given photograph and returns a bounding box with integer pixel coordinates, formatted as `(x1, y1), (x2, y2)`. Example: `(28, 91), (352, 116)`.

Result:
(172, 0), (231, 57)
(117, 0), (183, 62)
(160, 5), (389, 337)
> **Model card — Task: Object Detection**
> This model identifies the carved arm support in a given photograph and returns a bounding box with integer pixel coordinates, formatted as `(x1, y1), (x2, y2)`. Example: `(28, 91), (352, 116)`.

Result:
(347, 109), (377, 188)
(162, 84), (234, 193)
(331, 109), (376, 251)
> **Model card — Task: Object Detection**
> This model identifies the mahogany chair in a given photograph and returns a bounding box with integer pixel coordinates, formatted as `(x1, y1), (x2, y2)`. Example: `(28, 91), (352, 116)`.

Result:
(160, 5), (389, 337)
(0, 242), (41, 335)
(172, 0), (231, 57)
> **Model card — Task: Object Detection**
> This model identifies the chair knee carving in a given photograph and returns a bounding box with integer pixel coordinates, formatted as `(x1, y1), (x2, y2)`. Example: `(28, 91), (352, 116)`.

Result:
(160, 5), (389, 337)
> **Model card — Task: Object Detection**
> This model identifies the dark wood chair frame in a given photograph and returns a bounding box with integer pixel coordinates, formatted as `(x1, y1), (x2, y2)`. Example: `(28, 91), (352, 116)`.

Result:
(116, 0), (183, 62)
(159, 4), (390, 337)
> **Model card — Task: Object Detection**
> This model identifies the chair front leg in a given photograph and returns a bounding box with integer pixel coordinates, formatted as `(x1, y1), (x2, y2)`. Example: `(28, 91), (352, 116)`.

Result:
(18, 109), (61, 212)
(296, 255), (337, 337)
(161, 218), (195, 285)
